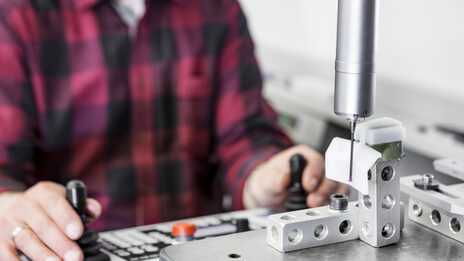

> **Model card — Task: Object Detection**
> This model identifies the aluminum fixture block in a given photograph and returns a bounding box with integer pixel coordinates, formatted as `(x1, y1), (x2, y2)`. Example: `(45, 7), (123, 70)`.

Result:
(408, 197), (463, 243)
(267, 202), (359, 253)
(358, 158), (401, 247)
(401, 174), (464, 243)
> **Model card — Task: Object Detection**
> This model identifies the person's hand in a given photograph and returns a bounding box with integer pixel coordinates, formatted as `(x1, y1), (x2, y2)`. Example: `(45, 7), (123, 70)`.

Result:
(243, 145), (349, 209)
(0, 181), (102, 261)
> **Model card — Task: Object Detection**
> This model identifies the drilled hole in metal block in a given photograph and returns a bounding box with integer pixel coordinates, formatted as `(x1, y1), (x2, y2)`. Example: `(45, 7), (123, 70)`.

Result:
(431, 210), (441, 225)
(271, 226), (279, 242)
(339, 220), (353, 235)
(280, 215), (295, 221)
(412, 204), (422, 217)
(363, 195), (372, 209)
(381, 223), (395, 239)
(381, 166), (395, 181)
(228, 253), (241, 259)
(314, 224), (328, 240)
(382, 195), (395, 210)
(362, 222), (372, 238)
(450, 218), (461, 233)
(306, 211), (321, 216)
(288, 229), (303, 244)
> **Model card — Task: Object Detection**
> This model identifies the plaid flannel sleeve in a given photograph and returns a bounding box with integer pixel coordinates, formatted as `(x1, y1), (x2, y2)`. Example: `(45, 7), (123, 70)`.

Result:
(214, 0), (293, 210)
(0, 8), (38, 194)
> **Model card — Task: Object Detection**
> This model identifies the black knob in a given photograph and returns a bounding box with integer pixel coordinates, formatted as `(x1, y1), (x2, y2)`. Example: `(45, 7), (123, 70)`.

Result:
(66, 180), (87, 217)
(285, 154), (308, 211)
(233, 218), (250, 233)
(290, 154), (307, 186)
(66, 180), (109, 261)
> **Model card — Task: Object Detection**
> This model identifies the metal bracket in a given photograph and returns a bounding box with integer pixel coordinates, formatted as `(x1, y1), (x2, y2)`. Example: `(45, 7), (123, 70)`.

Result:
(267, 201), (359, 252)
(401, 171), (464, 243)
(358, 158), (401, 247)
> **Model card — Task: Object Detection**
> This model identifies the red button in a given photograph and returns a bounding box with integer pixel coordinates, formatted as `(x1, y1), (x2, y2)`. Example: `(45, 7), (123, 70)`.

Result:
(172, 222), (196, 237)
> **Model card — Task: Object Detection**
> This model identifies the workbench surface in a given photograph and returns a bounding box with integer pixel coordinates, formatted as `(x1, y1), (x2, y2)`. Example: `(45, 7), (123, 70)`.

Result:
(160, 219), (464, 261)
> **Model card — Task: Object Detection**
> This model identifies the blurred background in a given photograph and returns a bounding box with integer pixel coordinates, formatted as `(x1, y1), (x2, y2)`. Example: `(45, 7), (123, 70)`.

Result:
(239, 0), (464, 184)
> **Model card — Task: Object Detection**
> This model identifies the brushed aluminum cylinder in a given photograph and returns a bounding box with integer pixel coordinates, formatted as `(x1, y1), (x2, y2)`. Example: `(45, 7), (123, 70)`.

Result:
(334, 0), (379, 119)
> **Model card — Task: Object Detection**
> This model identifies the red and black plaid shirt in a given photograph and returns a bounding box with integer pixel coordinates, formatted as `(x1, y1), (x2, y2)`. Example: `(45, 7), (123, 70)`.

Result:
(0, 0), (292, 231)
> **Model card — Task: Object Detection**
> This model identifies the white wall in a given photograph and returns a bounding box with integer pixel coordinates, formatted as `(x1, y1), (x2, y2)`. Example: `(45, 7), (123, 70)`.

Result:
(239, 0), (464, 101)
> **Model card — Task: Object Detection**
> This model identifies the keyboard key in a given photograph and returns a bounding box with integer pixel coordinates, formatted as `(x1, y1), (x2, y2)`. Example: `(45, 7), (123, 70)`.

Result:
(128, 247), (145, 255)
(115, 231), (144, 246)
(100, 234), (131, 248)
(114, 250), (130, 257)
(130, 230), (159, 244)
(141, 245), (159, 253)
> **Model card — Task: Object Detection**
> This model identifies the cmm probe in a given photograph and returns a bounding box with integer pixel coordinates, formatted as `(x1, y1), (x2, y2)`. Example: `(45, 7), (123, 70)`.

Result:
(334, 0), (379, 182)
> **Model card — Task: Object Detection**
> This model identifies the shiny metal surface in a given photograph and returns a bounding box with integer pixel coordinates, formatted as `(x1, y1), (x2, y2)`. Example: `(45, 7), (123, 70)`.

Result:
(266, 202), (359, 252)
(358, 159), (401, 247)
(334, 0), (378, 119)
(408, 197), (464, 243)
(160, 219), (464, 261)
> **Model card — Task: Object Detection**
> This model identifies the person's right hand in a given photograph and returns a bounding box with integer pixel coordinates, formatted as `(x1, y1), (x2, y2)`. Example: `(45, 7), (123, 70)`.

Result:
(0, 181), (102, 261)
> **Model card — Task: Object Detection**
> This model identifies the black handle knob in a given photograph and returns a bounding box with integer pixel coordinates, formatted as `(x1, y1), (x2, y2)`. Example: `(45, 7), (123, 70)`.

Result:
(285, 154), (308, 211)
(234, 218), (250, 233)
(290, 154), (307, 186)
(65, 180), (109, 261)
(66, 180), (87, 217)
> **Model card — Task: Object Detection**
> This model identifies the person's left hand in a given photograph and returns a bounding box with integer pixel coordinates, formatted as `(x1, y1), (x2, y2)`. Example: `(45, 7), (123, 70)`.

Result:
(243, 145), (349, 210)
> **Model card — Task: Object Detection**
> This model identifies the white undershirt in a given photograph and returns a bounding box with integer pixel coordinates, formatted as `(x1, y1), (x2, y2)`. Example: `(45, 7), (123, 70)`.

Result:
(112, 0), (146, 36)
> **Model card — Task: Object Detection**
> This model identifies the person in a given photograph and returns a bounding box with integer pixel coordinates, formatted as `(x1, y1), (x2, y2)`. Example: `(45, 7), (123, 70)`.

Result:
(0, 0), (349, 260)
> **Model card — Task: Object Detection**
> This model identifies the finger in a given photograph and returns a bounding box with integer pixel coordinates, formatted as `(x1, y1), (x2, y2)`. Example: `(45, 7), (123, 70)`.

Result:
(86, 198), (102, 219)
(289, 147), (325, 193)
(3, 218), (60, 261)
(266, 145), (321, 193)
(0, 240), (21, 261)
(27, 182), (84, 240)
(13, 196), (83, 260)
(306, 178), (340, 207)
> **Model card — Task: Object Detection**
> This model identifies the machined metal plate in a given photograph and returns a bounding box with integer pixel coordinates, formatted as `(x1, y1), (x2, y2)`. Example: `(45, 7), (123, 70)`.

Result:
(408, 197), (463, 243)
(401, 174), (464, 244)
(401, 175), (464, 215)
(267, 202), (358, 252)
(358, 159), (401, 247)
(160, 219), (464, 261)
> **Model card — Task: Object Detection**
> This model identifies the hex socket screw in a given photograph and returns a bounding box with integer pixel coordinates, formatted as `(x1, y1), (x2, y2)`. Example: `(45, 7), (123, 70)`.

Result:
(329, 194), (349, 211)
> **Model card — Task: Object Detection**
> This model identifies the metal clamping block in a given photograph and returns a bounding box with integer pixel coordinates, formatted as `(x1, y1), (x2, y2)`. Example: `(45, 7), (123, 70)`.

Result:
(355, 118), (405, 247)
(401, 173), (464, 243)
(358, 158), (401, 247)
(267, 201), (359, 253)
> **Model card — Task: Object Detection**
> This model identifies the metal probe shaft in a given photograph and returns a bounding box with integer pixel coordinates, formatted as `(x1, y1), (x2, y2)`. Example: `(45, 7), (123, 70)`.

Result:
(349, 117), (358, 182)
